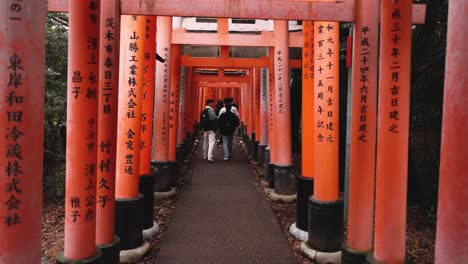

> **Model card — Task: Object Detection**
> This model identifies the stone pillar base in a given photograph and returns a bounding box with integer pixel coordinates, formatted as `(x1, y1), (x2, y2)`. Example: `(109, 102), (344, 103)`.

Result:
(300, 241), (341, 264)
(97, 236), (120, 264)
(289, 223), (308, 241)
(115, 195), (144, 250)
(154, 187), (177, 200)
(143, 221), (159, 240)
(341, 244), (368, 264)
(296, 175), (314, 231)
(139, 173), (155, 230)
(273, 165), (296, 195)
(119, 241), (150, 264)
(56, 250), (102, 264)
(152, 161), (173, 192)
(268, 191), (296, 203)
(308, 197), (344, 252)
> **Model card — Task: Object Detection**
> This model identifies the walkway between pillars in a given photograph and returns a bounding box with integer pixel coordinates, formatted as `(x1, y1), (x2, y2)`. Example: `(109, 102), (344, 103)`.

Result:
(157, 138), (296, 264)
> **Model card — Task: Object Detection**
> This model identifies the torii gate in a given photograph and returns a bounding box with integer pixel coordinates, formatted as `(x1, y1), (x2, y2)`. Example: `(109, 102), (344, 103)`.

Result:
(2, 1), (467, 264)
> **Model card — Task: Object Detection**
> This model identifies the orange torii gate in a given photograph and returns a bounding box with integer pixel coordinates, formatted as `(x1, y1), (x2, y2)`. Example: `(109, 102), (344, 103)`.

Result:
(8, 1), (468, 264)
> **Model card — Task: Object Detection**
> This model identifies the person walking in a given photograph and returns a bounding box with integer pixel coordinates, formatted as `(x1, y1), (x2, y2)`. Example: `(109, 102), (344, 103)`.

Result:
(218, 101), (240, 160)
(200, 99), (218, 163)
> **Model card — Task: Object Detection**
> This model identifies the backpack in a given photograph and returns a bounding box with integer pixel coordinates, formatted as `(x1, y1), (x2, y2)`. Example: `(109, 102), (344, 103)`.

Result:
(199, 108), (210, 130)
(224, 108), (239, 131)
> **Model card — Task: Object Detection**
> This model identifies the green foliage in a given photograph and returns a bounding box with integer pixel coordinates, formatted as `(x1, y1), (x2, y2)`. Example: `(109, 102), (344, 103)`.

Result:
(43, 13), (68, 198)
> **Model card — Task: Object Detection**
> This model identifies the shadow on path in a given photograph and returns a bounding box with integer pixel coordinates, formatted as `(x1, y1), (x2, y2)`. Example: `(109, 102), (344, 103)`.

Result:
(156, 137), (296, 264)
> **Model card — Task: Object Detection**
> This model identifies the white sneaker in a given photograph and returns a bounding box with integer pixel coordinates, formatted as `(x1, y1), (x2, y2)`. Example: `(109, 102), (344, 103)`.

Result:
(224, 158), (229, 161)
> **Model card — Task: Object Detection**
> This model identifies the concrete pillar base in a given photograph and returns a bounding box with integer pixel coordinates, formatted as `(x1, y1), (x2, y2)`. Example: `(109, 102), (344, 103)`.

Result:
(273, 165), (296, 195)
(289, 223), (308, 241)
(264, 162), (275, 188)
(365, 252), (384, 264)
(139, 173), (155, 230)
(97, 236), (120, 264)
(152, 161), (173, 192)
(296, 176), (314, 231)
(300, 241), (341, 264)
(168, 161), (179, 187)
(251, 141), (259, 162)
(143, 221), (160, 240)
(119, 241), (150, 264)
(257, 144), (267, 165)
(308, 197), (343, 252)
(115, 195), (144, 251)
(56, 249), (103, 264)
(260, 180), (270, 188)
(268, 190), (297, 203)
(341, 244), (368, 264)
(176, 144), (185, 173)
(154, 187), (177, 200)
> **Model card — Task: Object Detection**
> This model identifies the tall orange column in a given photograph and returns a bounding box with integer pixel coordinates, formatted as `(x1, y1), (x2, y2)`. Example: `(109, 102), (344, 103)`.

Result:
(343, 0), (379, 262)
(435, 1), (468, 262)
(59, 1), (102, 263)
(152, 16), (173, 193)
(264, 47), (276, 188)
(168, 44), (181, 186)
(255, 68), (261, 140)
(138, 16), (157, 236)
(370, 1), (412, 263)
(95, 0), (121, 262)
(114, 15), (148, 257)
(178, 66), (187, 144)
(293, 21), (315, 237)
(271, 20), (294, 196)
(0, 1), (45, 263)
(257, 68), (269, 165)
(251, 68), (261, 161)
(306, 19), (343, 253)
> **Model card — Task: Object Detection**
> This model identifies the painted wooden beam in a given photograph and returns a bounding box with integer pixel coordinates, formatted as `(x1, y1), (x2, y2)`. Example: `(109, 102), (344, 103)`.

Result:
(181, 55), (301, 68)
(47, 0), (426, 24)
(199, 81), (244, 88)
(193, 75), (250, 83)
(172, 29), (302, 47)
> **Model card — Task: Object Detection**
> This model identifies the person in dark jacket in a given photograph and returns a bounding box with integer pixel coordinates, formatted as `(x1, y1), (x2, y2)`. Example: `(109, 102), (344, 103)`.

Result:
(200, 99), (218, 162)
(218, 102), (239, 160)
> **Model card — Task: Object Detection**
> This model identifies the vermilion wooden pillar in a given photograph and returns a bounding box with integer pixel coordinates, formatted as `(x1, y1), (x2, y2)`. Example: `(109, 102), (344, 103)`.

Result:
(0, 1), (46, 263)
(272, 20), (295, 197)
(293, 21), (314, 238)
(342, 0), (378, 262)
(264, 47), (276, 188)
(152, 16), (173, 193)
(138, 16), (157, 237)
(178, 67), (187, 144)
(370, 1), (412, 263)
(168, 44), (181, 187)
(59, 1), (102, 263)
(257, 68), (269, 165)
(435, 1), (468, 262)
(95, 0), (121, 262)
(114, 15), (148, 258)
(306, 19), (343, 253)
(251, 68), (261, 161)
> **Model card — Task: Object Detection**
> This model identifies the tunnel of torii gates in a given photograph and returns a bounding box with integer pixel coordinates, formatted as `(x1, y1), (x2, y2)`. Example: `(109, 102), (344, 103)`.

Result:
(0, 0), (466, 264)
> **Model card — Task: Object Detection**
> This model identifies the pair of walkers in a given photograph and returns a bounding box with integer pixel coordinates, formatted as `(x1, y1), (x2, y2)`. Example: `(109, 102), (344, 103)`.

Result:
(200, 98), (239, 162)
